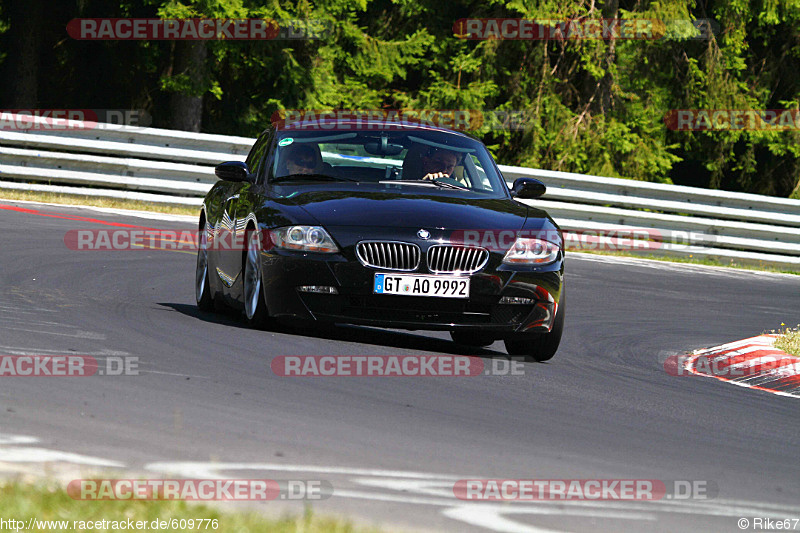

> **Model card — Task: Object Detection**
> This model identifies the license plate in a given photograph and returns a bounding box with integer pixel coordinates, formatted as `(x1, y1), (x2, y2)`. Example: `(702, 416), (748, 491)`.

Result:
(374, 273), (469, 298)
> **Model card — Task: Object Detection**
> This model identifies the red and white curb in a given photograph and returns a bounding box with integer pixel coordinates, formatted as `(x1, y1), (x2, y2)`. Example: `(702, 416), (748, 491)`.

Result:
(665, 335), (800, 398)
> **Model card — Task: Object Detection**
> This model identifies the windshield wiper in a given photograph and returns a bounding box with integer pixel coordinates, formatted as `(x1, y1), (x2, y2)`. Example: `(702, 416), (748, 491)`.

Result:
(378, 179), (468, 190)
(272, 173), (358, 183)
(378, 179), (437, 186)
(431, 180), (468, 190)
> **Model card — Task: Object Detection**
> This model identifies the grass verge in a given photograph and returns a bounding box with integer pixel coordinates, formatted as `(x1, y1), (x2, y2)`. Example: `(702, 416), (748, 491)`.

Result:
(774, 327), (800, 357)
(0, 480), (379, 532)
(0, 189), (199, 217)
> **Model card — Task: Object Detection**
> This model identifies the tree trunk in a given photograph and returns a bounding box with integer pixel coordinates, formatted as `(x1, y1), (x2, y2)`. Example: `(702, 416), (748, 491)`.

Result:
(599, 0), (618, 115)
(170, 40), (207, 132)
(791, 176), (800, 199)
(4, 0), (43, 107)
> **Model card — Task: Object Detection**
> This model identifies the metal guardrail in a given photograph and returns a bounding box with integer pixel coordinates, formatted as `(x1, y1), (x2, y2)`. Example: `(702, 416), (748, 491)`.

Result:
(1, 115), (799, 269)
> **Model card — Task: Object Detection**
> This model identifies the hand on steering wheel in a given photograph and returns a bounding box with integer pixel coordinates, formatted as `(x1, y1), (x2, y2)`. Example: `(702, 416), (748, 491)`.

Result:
(422, 172), (449, 180)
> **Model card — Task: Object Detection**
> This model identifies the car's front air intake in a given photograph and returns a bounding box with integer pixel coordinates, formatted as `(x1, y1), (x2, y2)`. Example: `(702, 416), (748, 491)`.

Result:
(426, 245), (489, 274)
(356, 241), (421, 271)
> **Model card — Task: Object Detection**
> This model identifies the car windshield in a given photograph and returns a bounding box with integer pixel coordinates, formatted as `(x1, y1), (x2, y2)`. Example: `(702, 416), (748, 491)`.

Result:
(270, 129), (506, 196)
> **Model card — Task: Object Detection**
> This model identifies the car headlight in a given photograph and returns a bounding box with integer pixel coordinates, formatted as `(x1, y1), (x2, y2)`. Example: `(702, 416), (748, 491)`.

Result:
(502, 238), (559, 265)
(269, 226), (339, 253)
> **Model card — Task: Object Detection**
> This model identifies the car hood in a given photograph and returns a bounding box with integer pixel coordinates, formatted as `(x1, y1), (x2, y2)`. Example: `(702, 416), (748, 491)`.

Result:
(282, 189), (538, 230)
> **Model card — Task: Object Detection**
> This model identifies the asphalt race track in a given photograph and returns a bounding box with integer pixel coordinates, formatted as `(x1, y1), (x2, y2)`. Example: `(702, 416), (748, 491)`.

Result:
(0, 201), (798, 532)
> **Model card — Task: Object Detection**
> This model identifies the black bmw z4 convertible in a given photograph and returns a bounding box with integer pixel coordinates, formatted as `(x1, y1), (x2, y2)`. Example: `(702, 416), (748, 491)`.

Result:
(195, 118), (564, 361)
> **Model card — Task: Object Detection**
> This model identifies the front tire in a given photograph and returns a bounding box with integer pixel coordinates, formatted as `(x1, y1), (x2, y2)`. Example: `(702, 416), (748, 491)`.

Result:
(195, 222), (214, 311)
(504, 292), (565, 362)
(243, 227), (272, 329)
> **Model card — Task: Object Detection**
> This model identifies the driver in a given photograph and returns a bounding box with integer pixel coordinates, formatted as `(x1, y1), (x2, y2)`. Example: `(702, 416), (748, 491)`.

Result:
(420, 147), (458, 181)
(285, 144), (318, 175)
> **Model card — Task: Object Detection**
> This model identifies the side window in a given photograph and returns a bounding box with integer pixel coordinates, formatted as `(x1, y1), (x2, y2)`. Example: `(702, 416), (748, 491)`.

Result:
(469, 154), (490, 189)
(258, 132), (277, 183)
(245, 130), (273, 179)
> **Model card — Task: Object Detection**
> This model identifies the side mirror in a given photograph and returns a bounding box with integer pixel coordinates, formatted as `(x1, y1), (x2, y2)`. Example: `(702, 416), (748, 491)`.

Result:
(510, 177), (546, 199)
(215, 161), (252, 183)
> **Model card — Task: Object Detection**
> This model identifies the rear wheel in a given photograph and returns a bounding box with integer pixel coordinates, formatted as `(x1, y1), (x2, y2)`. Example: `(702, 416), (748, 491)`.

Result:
(243, 227), (272, 329)
(195, 222), (214, 311)
(450, 330), (495, 347)
(504, 292), (565, 362)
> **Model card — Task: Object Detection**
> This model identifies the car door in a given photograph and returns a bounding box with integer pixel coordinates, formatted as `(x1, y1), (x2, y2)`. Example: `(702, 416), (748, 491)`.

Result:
(217, 129), (273, 296)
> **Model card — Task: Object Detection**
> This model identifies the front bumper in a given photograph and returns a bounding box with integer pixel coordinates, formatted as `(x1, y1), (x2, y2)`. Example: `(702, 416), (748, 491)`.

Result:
(260, 248), (563, 335)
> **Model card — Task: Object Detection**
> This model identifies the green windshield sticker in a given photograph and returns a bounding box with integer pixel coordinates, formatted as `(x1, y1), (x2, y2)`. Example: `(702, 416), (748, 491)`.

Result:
(278, 138), (294, 147)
